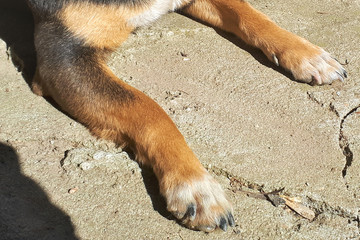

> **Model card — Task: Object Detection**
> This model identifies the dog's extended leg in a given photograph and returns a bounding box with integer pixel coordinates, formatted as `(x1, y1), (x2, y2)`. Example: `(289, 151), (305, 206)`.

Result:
(181, 0), (347, 85)
(29, 1), (233, 232)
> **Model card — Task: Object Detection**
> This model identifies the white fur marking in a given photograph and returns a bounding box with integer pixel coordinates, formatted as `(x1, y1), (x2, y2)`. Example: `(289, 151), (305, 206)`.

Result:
(128, 0), (188, 27)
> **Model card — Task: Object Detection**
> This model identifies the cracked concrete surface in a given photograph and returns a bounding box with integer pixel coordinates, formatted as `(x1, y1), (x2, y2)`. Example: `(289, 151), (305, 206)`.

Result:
(340, 106), (358, 178)
(0, 0), (359, 239)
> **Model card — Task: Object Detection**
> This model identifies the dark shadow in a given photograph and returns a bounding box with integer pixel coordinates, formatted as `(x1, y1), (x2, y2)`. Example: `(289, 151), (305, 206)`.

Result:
(0, 142), (78, 240)
(0, 0), (37, 84)
(124, 148), (172, 220)
(140, 166), (174, 220)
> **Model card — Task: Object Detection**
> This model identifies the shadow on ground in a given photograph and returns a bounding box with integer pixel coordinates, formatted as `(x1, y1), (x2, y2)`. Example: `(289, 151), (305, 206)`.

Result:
(141, 166), (173, 219)
(0, 0), (36, 83)
(0, 143), (78, 240)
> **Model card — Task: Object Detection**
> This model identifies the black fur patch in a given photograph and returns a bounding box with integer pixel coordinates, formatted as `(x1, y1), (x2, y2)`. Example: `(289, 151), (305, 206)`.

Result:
(34, 20), (135, 116)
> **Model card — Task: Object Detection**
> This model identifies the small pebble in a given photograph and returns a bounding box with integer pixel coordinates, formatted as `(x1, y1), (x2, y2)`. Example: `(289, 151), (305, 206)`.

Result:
(68, 187), (78, 194)
(80, 162), (93, 170)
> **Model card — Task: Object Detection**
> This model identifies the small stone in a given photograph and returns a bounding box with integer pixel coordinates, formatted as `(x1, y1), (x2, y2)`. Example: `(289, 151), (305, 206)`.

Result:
(80, 162), (93, 171)
(68, 187), (78, 194)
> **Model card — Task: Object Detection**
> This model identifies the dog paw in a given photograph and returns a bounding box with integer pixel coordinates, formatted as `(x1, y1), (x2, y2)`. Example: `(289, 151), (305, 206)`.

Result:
(269, 37), (347, 85)
(163, 172), (234, 232)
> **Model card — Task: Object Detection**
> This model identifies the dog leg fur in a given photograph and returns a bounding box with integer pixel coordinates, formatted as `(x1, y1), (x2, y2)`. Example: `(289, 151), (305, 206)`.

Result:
(181, 0), (347, 85)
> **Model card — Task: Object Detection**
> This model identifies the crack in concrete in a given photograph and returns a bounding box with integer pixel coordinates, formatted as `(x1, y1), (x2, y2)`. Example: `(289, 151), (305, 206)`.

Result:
(306, 91), (341, 117)
(305, 196), (358, 221)
(208, 166), (359, 225)
(306, 91), (358, 185)
(207, 165), (265, 191)
(339, 106), (359, 179)
(329, 102), (340, 117)
(307, 91), (325, 107)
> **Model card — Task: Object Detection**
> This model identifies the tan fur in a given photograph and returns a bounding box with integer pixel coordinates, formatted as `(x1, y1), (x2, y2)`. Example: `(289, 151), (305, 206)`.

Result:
(59, 3), (138, 49)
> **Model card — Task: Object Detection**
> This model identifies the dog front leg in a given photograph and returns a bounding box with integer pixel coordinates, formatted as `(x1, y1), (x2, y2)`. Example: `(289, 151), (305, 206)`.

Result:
(181, 0), (347, 85)
(32, 16), (234, 232)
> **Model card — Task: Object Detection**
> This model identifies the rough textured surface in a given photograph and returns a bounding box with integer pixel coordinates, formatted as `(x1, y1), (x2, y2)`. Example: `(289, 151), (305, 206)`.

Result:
(0, 0), (359, 239)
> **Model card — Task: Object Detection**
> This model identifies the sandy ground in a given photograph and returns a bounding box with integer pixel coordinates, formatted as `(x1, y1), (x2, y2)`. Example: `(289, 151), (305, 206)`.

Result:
(0, 0), (359, 239)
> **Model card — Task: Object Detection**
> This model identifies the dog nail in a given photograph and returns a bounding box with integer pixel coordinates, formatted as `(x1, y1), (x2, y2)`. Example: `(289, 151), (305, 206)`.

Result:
(272, 54), (279, 66)
(187, 203), (196, 221)
(219, 217), (227, 231)
(228, 213), (235, 227)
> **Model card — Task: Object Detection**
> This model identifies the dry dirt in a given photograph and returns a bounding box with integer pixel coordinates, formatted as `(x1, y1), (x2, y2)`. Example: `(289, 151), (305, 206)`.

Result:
(1, 0), (359, 239)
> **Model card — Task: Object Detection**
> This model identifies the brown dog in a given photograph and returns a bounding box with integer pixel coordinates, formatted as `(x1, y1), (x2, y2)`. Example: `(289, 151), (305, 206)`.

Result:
(25, 0), (346, 232)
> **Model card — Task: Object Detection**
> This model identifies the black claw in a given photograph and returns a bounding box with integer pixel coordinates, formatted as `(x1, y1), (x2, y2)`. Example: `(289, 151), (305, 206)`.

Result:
(187, 203), (196, 221)
(343, 70), (348, 78)
(227, 213), (235, 227)
(219, 217), (228, 232)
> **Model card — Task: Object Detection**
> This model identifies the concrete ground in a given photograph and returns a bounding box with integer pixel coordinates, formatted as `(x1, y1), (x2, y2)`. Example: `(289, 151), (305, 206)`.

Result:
(0, 0), (359, 239)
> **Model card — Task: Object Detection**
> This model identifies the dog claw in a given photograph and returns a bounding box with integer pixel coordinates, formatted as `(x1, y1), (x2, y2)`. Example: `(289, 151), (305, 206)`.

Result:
(272, 54), (279, 66)
(186, 203), (196, 221)
(227, 212), (235, 227)
(219, 217), (228, 231)
(343, 69), (348, 78)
